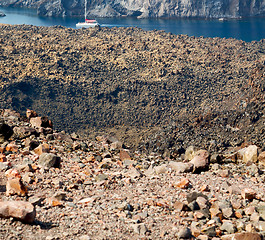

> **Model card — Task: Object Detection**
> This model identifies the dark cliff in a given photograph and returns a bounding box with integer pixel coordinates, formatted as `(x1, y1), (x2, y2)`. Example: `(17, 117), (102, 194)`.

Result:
(1, 0), (265, 18)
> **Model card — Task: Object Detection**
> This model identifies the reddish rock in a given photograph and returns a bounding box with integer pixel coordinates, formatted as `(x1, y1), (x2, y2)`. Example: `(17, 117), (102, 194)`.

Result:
(6, 143), (19, 153)
(33, 143), (50, 155)
(26, 109), (38, 119)
(173, 201), (189, 211)
(47, 197), (63, 207)
(0, 153), (6, 162)
(5, 169), (21, 178)
(0, 201), (36, 223)
(190, 150), (209, 172)
(174, 178), (191, 189)
(200, 184), (210, 192)
(30, 116), (53, 129)
(6, 178), (28, 196)
(119, 149), (131, 161)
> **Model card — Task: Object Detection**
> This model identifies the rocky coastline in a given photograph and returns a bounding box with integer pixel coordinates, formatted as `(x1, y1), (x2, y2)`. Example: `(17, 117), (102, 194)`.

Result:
(0, 0), (265, 18)
(0, 11), (6, 17)
(0, 23), (265, 239)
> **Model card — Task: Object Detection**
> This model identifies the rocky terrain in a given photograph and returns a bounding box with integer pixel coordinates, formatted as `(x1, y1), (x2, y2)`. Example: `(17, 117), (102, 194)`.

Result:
(0, 21), (265, 239)
(0, 24), (265, 151)
(1, 0), (265, 18)
(1, 108), (265, 240)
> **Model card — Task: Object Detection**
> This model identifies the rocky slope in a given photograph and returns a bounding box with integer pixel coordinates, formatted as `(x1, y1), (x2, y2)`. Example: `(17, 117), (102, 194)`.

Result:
(0, 24), (265, 151)
(1, 0), (265, 18)
(1, 108), (265, 239)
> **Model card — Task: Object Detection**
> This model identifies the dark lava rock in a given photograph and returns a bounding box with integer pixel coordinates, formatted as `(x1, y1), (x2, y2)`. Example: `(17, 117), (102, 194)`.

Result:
(0, 119), (13, 143)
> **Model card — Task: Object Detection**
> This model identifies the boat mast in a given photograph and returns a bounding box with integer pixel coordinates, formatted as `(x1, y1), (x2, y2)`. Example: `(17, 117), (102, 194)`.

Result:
(85, 0), (87, 20)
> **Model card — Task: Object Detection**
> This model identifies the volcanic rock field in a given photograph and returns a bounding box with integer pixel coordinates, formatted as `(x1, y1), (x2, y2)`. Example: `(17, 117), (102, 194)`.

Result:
(0, 24), (265, 239)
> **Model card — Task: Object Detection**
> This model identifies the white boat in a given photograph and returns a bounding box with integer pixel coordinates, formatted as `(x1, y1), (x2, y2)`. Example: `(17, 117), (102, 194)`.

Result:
(76, 0), (99, 28)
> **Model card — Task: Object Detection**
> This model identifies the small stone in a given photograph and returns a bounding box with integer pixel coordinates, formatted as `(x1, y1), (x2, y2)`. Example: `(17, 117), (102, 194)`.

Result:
(178, 227), (192, 239)
(220, 221), (236, 234)
(200, 184), (210, 192)
(197, 235), (209, 240)
(251, 212), (260, 222)
(47, 197), (63, 207)
(154, 164), (168, 174)
(187, 192), (207, 203)
(245, 223), (254, 232)
(201, 226), (216, 237)
(38, 153), (61, 168)
(95, 173), (108, 181)
(6, 178), (28, 196)
(258, 151), (265, 166)
(255, 221), (265, 231)
(175, 178), (191, 189)
(221, 207), (234, 219)
(234, 211), (243, 219)
(33, 143), (50, 155)
(78, 197), (96, 204)
(196, 196), (209, 209)
(119, 150), (131, 161)
(173, 201), (189, 211)
(218, 169), (229, 178)
(0, 162), (10, 171)
(241, 188), (256, 200)
(245, 206), (256, 215)
(0, 201), (36, 223)
(168, 161), (193, 173)
(238, 145), (258, 163)
(211, 163), (220, 171)
(256, 204), (265, 220)
(131, 223), (148, 236)
(53, 192), (67, 201)
(124, 167), (142, 178)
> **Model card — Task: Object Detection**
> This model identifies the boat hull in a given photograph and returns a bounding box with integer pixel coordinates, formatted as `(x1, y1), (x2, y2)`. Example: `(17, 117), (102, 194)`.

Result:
(76, 22), (99, 28)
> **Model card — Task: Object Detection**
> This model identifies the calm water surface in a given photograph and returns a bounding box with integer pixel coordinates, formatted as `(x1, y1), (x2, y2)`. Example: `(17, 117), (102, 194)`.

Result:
(0, 7), (265, 42)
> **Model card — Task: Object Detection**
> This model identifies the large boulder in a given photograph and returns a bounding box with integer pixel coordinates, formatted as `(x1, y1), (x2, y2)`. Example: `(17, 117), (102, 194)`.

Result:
(0, 201), (36, 223)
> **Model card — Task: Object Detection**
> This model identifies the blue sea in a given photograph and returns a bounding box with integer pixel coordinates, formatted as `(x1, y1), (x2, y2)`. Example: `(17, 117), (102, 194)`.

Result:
(0, 6), (265, 42)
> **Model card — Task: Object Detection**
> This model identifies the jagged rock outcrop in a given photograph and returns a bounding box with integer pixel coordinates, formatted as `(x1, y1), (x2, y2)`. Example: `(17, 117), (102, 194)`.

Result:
(1, 0), (265, 18)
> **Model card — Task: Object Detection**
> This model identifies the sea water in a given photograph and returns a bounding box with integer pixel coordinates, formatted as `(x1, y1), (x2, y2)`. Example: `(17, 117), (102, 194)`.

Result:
(0, 6), (265, 42)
